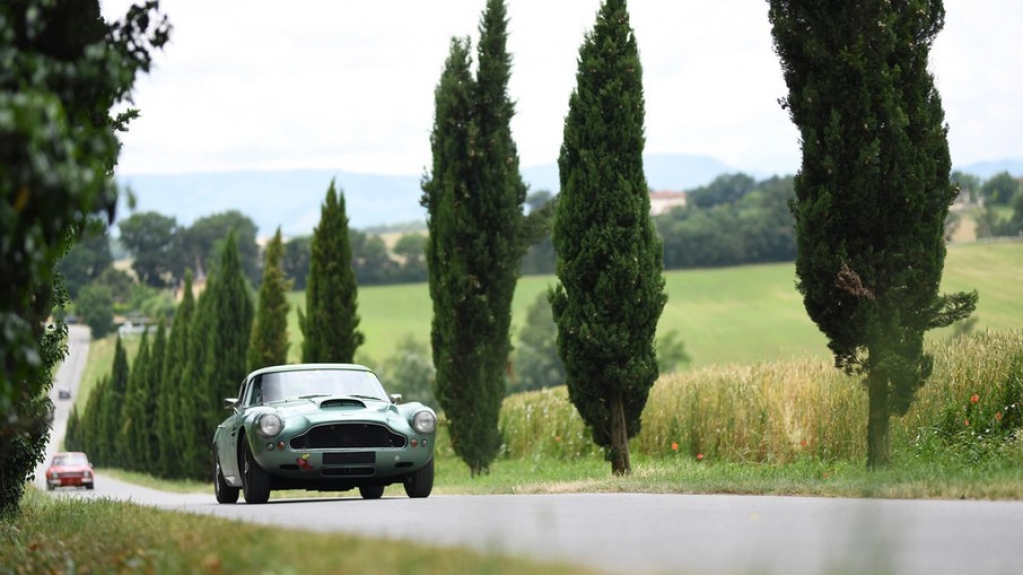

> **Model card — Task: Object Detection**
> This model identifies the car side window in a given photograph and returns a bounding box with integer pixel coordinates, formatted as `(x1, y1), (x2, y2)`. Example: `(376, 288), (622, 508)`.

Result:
(249, 374), (264, 405)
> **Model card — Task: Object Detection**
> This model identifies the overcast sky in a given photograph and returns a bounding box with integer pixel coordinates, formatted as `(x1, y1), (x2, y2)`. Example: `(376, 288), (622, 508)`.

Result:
(100, 0), (1022, 178)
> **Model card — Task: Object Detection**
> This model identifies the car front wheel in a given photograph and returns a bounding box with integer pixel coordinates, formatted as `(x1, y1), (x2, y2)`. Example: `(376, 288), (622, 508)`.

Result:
(214, 449), (239, 504)
(359, 484), (385, 499)
(241, 440), (271, 504)
(403, 458), (434, 498)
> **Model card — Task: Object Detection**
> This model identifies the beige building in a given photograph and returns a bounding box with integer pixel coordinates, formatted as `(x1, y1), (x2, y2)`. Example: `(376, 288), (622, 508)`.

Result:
(649, 190), (687, 216)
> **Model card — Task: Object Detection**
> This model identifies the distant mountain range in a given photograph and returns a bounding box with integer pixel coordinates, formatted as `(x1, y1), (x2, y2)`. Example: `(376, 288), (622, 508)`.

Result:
(114, 153), (1023, 238)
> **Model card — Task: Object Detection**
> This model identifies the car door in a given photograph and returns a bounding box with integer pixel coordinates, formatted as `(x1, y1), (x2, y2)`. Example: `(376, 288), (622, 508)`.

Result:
(215, 378), (250, 481)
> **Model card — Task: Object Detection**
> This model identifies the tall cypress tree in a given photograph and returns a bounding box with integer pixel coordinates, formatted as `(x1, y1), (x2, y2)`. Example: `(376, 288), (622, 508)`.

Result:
(549, 0), (666, 476)
(422, 36), (476, 469)
(248, 227), (292, 370)
(422, 0), (529, 476)
(197, 231), (254, 471)
(143, 318), (166, 475)
(157, 270), (195, 478)
(121, 329), (151, 471)
(95, 335), (130, 467)
(300, 181), (363, 363)
(769, 0), (977, 468)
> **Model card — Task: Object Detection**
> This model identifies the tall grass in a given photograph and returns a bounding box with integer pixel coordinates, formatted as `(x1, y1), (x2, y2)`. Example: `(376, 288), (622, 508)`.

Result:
(499, 331), (1023, 465)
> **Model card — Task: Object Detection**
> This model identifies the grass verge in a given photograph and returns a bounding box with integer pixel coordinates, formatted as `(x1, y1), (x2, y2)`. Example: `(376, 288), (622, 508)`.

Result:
(1, 489), (604, 575)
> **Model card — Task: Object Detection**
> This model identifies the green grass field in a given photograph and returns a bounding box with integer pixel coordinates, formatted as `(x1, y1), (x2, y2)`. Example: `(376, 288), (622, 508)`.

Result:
(285, 241), (1022, 369)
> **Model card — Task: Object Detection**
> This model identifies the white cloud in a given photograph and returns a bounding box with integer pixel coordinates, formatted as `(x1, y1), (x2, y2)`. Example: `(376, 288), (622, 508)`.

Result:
(102, 0), (1021, 177)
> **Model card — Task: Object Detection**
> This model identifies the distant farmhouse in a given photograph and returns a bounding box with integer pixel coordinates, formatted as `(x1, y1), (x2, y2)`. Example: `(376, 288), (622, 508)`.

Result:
(649, 190), (687, 216)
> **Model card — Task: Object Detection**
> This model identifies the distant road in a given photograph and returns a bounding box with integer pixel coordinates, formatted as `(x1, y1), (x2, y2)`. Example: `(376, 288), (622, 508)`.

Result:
(40, 326), (1023, 575)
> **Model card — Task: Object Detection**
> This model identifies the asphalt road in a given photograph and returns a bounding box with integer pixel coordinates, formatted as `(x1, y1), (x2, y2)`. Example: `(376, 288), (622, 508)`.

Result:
(38, 325), (1023, 575)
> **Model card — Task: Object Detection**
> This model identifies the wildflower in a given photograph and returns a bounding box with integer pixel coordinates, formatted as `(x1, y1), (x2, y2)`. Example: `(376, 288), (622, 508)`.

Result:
(671, 442), (679, 452)
(554, 435), (562, 443)
(971, 394), (980, 404)
(964, 419), (970, 427)
(800, 439), (808, 448)
(696, 453), (704, 461)
(995, 411), (1003, 422)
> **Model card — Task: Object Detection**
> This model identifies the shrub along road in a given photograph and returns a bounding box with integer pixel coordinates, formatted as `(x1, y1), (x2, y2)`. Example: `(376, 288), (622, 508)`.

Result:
(38, 327), (1023, 575)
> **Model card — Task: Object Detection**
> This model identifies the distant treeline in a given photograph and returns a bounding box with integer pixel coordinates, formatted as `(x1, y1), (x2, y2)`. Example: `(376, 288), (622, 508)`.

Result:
(59, 169), (1022, 308)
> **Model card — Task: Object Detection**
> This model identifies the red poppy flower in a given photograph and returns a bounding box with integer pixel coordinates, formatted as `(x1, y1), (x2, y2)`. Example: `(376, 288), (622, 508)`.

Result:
(971, 394), (980, 404)
(671, 442), (679, 451)
(696, 453), (704, 461)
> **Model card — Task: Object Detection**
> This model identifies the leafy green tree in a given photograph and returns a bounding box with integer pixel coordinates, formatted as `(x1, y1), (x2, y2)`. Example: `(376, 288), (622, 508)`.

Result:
(656, 330), (691, 375)
(687, 173), (758, 209)
(951, 171), (981, 203)
(421, 0), (531, 476)
(550, 0), (667, 476)
(980, 171), (1021, 206)
(282, 235), (312, 290)
(351, 230), (397, 285)
(118, 211), (181, 287)
(0, 0), (168, 517)
(248, 227), (292, 370)
(181, 210), (261, 287)
(769, 0), (977, 468)
(300, 182), (364, 363)
(520, 191), (558, 276)
(57, 225), (113, 299)
(510, 292), (565, 394)
(392, 233), (428, 283)
(378, 335), (436, 405)
(76, 283), (115, 339)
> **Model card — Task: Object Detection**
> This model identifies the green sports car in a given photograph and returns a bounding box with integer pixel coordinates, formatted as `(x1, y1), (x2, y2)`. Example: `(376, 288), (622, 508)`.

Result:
(212, 363), (437, 504)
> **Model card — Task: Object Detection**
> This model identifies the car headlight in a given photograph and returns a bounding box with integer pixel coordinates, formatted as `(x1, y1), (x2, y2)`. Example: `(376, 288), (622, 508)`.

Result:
(411, 410), (436, 434)
(256, 413), (283, 438)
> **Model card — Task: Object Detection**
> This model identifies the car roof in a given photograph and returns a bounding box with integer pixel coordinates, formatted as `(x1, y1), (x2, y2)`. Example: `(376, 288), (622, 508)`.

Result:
(245, 363), (375, 379)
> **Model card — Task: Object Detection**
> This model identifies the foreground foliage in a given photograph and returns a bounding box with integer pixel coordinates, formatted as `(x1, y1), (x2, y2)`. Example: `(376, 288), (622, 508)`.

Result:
(0, 490), (599, 575)
(0, 0), (168, 518)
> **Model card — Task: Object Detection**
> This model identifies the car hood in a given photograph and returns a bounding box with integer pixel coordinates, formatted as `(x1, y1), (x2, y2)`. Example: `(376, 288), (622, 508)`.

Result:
(266, 396), (397, 419)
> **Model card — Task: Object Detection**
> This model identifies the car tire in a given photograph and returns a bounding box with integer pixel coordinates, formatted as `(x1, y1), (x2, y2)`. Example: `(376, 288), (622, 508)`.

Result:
(214, 450), (239, 504)
(403, 458), (434, 498)
(85, 483), (94, 490)
(241, 440), (271, 504)
(46, 482), (53, 491)
(359, 484), (385, 500)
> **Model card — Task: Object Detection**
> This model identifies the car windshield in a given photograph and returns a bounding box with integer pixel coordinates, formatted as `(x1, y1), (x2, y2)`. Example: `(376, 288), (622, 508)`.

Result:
(253, 369), (388, 404)
(52, 453), (89, 466)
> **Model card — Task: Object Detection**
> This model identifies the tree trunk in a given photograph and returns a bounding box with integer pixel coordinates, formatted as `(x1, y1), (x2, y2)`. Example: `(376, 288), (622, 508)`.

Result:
(609, 392), (631, 476)
(866, 371), (891, 469)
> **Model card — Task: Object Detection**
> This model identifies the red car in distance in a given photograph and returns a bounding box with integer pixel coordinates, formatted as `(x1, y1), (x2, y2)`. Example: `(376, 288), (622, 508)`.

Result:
(45, 452), (95, 490)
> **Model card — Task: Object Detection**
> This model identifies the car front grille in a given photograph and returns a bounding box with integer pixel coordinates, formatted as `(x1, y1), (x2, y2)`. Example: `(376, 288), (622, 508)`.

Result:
(290, 423), (406, 449)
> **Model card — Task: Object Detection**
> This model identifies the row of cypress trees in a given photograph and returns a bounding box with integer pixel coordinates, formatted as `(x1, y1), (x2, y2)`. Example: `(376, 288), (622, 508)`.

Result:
(425, 0), (977, 476)
(65, 186), (361, 479)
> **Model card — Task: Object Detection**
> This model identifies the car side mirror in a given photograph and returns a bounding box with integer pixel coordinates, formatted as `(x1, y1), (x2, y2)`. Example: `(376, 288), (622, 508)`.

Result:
(390, 394), (402, 404)
(223, 398), (239, 410)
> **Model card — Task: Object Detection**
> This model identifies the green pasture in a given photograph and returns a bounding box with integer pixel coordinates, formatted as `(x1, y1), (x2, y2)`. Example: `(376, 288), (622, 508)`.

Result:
(286, 241), (1022, 370)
